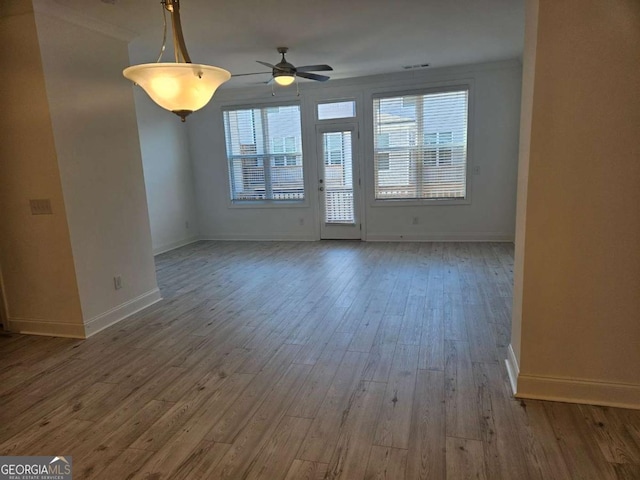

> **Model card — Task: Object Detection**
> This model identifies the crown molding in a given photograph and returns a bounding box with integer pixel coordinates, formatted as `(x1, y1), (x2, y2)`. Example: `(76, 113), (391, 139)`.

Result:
(32, 0), (137, 42)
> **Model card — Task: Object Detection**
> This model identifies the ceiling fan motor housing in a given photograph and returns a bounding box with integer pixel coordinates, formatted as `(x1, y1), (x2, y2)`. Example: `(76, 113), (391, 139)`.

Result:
(274, 47), (295, 79)
(274, 61), (295, 78)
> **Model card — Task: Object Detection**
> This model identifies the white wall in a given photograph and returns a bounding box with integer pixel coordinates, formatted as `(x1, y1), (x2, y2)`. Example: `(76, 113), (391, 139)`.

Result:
(131, 88), (200, 254)
(34, 10), (161, 336)
(510, 0), (539, 369)
(0, 1), (85, 337)
(128, 43), (200, 255)
(510, 0), (640, 409)
(189, 60), (522, 241)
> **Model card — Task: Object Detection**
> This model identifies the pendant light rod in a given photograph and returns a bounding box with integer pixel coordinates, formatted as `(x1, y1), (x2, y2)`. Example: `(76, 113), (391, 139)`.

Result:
(155, 3), (168, 62)
(164, 0), (192, 63)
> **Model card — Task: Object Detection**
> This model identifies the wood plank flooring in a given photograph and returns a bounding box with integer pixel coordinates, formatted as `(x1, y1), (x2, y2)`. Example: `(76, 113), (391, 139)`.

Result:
(1, 241), (639, 479)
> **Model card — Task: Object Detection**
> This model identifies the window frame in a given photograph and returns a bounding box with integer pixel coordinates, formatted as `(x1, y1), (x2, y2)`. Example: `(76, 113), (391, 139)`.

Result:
(221, 100), (308, 208)
(368, 83), (474, 207)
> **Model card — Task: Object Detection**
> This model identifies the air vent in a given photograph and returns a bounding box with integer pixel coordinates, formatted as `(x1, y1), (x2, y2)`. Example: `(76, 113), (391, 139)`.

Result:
(402, 63), (430, 70)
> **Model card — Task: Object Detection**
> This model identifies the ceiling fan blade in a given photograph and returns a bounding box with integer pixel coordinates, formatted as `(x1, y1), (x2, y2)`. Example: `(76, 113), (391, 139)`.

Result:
(296, 64), (333, 72)
(256, 60), (286, 71)
(231, 71), (271, 77)
(296, 71), (330, 82)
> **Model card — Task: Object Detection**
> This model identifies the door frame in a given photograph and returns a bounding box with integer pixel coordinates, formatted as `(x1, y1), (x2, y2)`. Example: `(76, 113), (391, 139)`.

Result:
(315, 122), (364, 240)
(0, 264), (9, 331)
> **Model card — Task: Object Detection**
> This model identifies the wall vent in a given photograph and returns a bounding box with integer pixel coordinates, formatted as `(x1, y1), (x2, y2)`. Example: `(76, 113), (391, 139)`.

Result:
(402, 63), (430, 70)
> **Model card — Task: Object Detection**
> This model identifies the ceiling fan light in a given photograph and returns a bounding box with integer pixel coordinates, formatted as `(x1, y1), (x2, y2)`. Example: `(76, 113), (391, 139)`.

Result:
(274, 74), (296, 86)
(123, 63), (230, 119)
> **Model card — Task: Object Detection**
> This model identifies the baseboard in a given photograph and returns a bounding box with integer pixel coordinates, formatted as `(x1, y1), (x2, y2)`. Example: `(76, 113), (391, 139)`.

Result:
(366, 232), (515, 242)
(7, 317), (86, 338)
(201, 233), (514, 242)
(515, 373), (640, 410)
(153, 236), (201, 255)
(201, 233), (317, 241)
(83, 288), (162, 338)
(505, 344), (520, 395)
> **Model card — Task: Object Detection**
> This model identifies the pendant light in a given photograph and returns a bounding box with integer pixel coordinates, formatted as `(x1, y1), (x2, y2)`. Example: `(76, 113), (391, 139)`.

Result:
(123, 0), (230, 122)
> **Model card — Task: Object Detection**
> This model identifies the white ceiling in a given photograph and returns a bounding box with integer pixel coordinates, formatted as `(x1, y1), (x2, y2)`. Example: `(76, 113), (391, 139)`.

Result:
(52, 0), (524, 88)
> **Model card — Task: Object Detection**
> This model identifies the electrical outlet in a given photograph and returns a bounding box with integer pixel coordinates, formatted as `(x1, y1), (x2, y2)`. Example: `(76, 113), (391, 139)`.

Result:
(412, 217), (419, 225)
(185, 220), (190, 229)
(299, 218), (304, 226)
(114, 275), (123, 290)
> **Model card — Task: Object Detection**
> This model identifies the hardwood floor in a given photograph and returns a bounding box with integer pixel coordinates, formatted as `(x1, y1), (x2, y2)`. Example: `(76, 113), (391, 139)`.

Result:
(1, 241), (639, 479)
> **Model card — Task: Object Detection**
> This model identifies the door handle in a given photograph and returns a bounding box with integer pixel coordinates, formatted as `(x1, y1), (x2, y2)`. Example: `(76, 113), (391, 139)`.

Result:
(319, 187), (324, 191)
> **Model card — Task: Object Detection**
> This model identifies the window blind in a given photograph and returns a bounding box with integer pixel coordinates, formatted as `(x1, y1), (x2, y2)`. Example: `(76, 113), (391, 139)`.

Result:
(322, 131), (354, 223)
(223, 105), (304, 201)
(373, 89), (469, 200)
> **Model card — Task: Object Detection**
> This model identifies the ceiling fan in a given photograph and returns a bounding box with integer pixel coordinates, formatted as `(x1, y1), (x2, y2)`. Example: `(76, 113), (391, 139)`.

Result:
(233, 47), (333, 86)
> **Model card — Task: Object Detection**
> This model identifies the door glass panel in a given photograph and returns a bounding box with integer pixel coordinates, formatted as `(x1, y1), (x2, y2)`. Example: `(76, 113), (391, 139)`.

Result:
(323, 131), (354, 224)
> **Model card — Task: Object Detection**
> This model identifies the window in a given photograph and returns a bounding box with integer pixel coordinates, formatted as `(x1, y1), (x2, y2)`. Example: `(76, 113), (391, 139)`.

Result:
(373, 89), (469, 200)
(377, 152), (390, 171)
(322, 130), (355, 223)
(272, 136), (298, 166)
(223, 104), (304, 201)
(425, 131), (453, 166)
(324, 132), (346, 165)
(317, 100), (356, 120)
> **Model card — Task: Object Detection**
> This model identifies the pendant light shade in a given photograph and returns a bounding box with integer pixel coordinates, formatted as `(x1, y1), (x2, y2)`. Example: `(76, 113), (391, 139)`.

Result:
(123, 0), (230, 121)
(123, 63), (230, 118)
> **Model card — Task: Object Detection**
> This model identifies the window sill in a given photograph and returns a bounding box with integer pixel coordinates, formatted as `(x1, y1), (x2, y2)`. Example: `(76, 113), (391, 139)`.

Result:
(228, 200), (309, 209)
(370, 198), (471, 207)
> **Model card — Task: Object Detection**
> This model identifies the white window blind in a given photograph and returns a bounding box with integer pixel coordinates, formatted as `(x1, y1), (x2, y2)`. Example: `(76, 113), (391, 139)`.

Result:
(223, 105), (304, 201)
(373, 89), (468, 200)
(322, 131), (354, 223)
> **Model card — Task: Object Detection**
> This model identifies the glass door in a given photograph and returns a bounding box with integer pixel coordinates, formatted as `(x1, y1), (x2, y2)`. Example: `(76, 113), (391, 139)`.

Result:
(317, 124), (361, 239)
